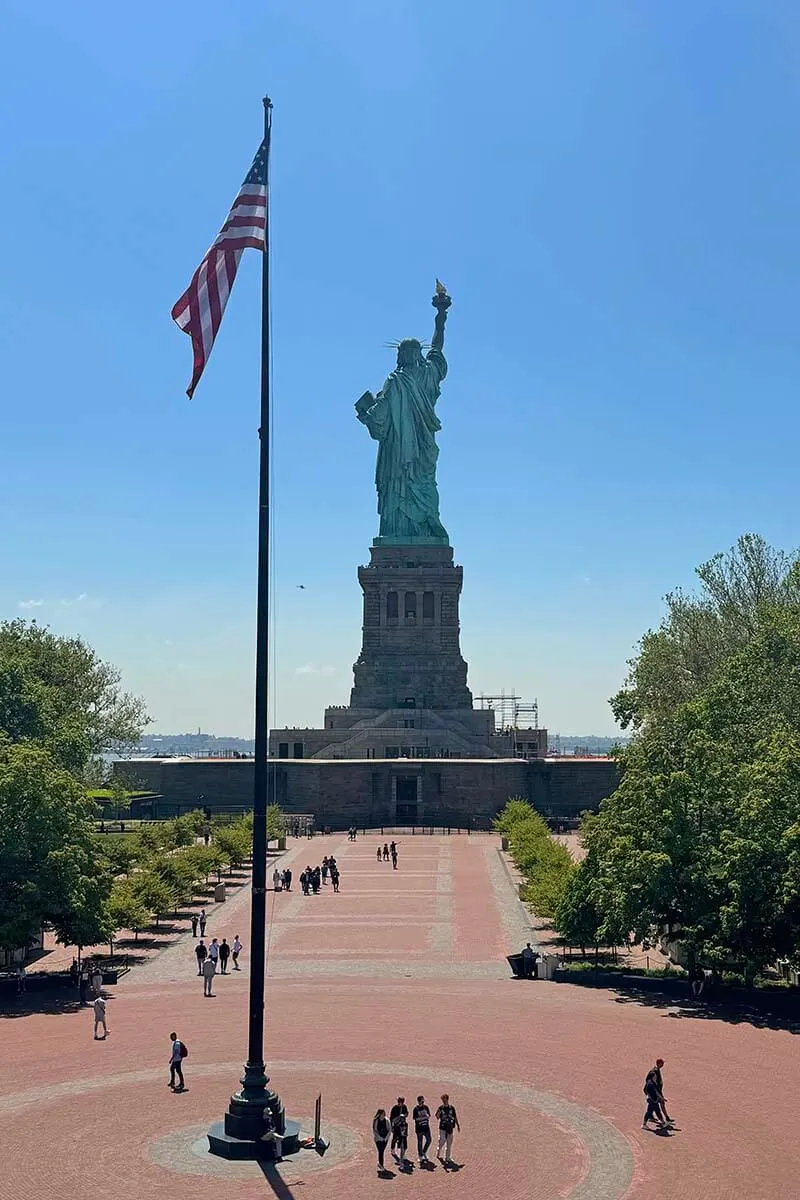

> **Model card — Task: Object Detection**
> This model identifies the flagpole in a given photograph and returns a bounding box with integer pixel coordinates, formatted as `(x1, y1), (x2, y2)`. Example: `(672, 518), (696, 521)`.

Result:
(208, 95), (300, 1161)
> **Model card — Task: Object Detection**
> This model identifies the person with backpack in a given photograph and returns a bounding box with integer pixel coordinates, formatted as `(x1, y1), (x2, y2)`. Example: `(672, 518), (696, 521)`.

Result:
(169, 1032), (187, 1090)
(413, 1095), (432, 1163)
(372, 1108), (390, 1174)
(435, 1094), (460, 1163)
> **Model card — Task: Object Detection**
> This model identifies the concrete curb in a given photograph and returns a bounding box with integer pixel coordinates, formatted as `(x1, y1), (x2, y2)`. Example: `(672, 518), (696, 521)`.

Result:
(494, 845), (537, 939)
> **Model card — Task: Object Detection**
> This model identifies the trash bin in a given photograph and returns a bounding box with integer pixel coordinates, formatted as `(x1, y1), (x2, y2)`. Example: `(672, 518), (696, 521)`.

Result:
(540, 954), (558, 981)
(214, 882), (226, 903)
(507, 954), (525, 979)
(277, 836), (286, 851)
(501, 836), (509, 851)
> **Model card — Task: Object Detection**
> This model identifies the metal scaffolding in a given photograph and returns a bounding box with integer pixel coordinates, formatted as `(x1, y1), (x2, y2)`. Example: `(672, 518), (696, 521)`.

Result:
(476, 691), (539, 732)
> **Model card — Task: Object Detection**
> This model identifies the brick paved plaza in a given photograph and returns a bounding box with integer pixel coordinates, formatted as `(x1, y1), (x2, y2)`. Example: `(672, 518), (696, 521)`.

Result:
(2, 834), (798, 1199)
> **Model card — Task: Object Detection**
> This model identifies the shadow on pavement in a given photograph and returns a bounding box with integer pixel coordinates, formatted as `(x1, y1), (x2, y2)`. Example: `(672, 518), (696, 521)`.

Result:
(258, 1162), (298, 1199)
(0, 989), (86, 1019)
(553, 971), (800, 1034)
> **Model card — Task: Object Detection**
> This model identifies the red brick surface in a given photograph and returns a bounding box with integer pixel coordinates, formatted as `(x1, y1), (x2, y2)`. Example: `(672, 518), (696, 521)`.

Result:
(1, 833), (798, 1199)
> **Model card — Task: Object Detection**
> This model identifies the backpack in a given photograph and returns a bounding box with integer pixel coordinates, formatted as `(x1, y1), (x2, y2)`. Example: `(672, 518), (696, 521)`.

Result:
(179, 1041), (189, 1058)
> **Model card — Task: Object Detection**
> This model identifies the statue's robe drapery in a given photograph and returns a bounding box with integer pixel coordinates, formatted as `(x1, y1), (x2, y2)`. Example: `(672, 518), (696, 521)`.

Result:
(358, 348), (449, 542)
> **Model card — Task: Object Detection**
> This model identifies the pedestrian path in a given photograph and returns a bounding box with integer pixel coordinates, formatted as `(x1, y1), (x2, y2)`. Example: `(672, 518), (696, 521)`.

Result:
(1, 833), (798, 1200)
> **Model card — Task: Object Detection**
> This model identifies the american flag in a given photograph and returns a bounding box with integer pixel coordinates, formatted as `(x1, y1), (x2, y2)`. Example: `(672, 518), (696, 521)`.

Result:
(172, 139), (268, 397)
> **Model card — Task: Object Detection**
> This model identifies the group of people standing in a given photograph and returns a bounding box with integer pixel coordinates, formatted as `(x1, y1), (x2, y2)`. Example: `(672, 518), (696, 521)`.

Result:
(272, 867), (293, 891)
(376, 841), (399, 869)
(194, 934), (242, 996)
(372, 1094), (460, 1174)
(300, 856), (341, 894)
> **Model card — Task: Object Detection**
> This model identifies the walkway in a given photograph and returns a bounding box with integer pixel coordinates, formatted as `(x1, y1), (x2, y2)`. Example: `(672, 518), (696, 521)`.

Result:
(0, 833), (798, 1199)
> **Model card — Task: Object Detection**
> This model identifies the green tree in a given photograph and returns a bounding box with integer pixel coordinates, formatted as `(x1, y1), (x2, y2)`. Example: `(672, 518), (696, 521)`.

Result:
(215, 824), (250, 870)
(266, 804), (284, 843)
(0, 619), (149, 775)
(98, 834), (139, 878)
(107, 877), (150, 942)
(493, 798), (535, 834)
(588, 588), (800, 975)
(0, 744), (113, 954)
(130, 871), (174, 928)
(555, 863), (601, 954)
(611, 535), (800, 731)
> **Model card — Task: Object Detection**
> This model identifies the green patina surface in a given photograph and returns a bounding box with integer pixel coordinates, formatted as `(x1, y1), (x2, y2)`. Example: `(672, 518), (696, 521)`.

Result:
(356, 287), (452, 545)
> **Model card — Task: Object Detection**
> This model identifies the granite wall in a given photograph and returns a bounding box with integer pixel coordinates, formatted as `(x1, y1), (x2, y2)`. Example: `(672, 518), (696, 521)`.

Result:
(115, 756), (619, 824)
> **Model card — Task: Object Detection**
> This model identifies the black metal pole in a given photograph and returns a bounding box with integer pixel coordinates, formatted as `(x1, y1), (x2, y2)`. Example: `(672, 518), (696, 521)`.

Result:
(241, 92), (273, 1087)
(208, 97), (299, 1160)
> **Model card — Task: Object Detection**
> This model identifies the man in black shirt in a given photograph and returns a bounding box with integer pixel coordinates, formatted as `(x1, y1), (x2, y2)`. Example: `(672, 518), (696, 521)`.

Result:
(390, 1096), (409, 1165)
(435, 1094), (460, 1163)
(413, 1095), (432, 1163)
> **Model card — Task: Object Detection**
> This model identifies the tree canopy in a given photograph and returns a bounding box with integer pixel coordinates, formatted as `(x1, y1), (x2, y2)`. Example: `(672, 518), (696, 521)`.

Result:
(576, 536), (800, 978)
(611, 534), (800, 731)
(0, 619), (149, 775)
(0, 744), (114, 952)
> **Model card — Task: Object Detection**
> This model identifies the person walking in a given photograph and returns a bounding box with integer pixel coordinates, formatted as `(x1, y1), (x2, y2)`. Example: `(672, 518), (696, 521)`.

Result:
(219, 938), (230, 974)
(390, 844), (398, 870)
(169, 1032), (185, 1091)
(202, 955), (217, 997)
(435, 1094), (460, 1163)
(272, 867), (282, 892)
(642, 1069), (666, 1129)
(283, 868), (292, 891)
(199, 908), (207, 937)
(649, 1058), (673, 1124)
(232, 934), (242, 970)
(191, 913), (198, 937)
(373, 1108), (391, 1174)
(331, 865), (340, 893)
(16, 962), (27, 995)
(195, 939), (207, 976)
(382, 843), (390, 861)
(376, 845), (382, 862)
(93, 994), (108, 1039)
(321, 857), (329, 885)
(413, 1095), (432, 1163)
(208, 938), (220, 972)
(91, 965), (103, 998)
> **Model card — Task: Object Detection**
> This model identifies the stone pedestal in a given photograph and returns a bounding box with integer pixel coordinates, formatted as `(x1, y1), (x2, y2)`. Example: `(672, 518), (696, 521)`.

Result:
(350, 543), (472, 712)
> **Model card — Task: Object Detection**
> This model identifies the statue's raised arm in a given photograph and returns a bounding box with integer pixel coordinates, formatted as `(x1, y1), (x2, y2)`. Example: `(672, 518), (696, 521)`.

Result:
(353, 284), (453, 545)
(430, 278), (452, 355)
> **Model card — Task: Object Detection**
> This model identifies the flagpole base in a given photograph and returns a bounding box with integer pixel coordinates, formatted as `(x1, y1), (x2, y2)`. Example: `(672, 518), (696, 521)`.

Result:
(207, 1063), (301, 1161)
(207, 1118), (302, 1161)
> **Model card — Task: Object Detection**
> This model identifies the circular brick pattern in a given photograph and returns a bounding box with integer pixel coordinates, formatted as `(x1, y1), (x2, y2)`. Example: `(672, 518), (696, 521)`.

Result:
(0, 1058), (633, 1200)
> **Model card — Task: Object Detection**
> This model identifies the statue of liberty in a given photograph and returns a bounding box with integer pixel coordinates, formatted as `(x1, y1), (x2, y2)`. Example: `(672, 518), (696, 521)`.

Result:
(355, 283), (452, 544)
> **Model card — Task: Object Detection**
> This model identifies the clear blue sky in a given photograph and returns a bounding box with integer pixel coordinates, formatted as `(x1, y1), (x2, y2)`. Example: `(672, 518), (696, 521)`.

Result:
(2, 1), (799, 738)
